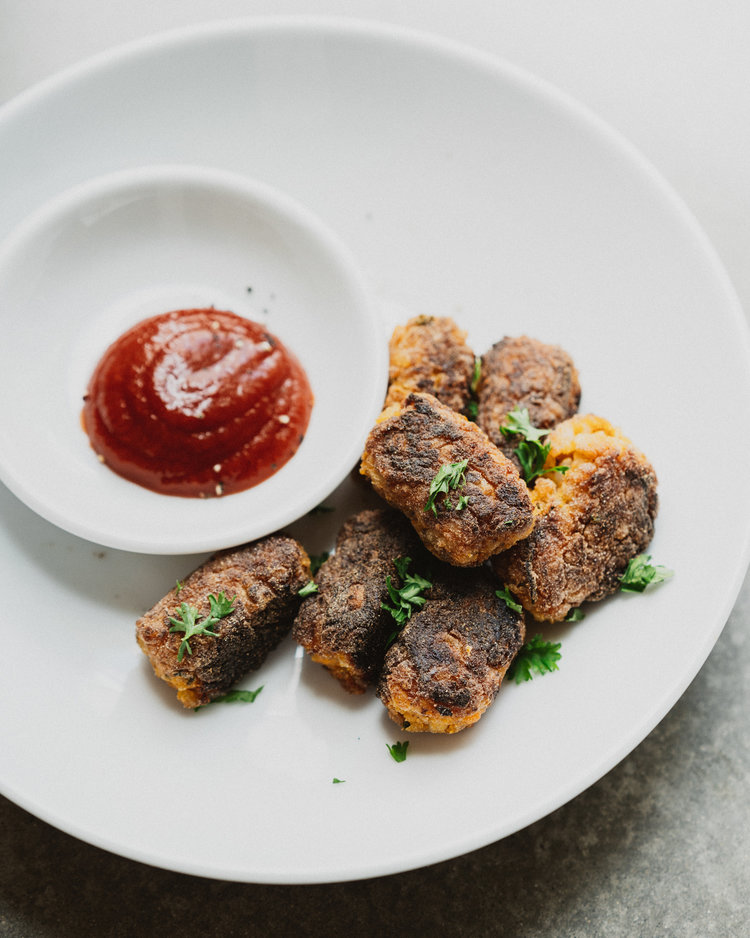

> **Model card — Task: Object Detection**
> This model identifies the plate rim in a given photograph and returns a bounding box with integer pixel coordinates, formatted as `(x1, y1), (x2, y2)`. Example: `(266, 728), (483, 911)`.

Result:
(0, 160), (388, 554)
(1, 15), (749, 884)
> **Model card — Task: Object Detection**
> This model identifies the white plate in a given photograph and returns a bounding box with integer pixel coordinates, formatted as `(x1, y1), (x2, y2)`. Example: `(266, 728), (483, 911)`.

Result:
(0, 163), (385, 554)
(1, 18), (749, 884)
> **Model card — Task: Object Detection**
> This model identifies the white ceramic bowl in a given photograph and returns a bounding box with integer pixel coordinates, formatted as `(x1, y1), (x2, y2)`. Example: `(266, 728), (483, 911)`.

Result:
(0, 164), (387, 553)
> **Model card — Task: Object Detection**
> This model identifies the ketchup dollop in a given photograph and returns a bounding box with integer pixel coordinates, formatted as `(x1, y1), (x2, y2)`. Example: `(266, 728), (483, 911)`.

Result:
(82, 308), (313, 497)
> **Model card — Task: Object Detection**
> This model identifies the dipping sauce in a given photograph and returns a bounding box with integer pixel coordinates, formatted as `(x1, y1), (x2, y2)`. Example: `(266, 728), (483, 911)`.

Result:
(82, 308), (313, 497)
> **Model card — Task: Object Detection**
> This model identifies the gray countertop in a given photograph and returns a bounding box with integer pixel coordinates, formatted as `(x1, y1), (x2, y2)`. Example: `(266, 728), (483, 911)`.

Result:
(2, 4), (749, 935)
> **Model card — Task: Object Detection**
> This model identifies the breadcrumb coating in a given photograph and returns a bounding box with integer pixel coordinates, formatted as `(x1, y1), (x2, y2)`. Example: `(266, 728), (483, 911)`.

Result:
(377, 566), (525, 733)
(492, 414), (658, 621)
(477, 335), (580, 462)
(292, 508), (427, 693)
(361, 392), (534, 566)
(135, 536), (310, 708)
(384, 315), (476, 414)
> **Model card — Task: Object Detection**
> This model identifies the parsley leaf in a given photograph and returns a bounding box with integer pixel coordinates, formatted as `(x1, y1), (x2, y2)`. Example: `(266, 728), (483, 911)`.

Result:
(168, 591), (236, 663)
(213, 686), (264, 704)
(299, 580), (319, 597)
(425, 459), (470, 515)
(565, 607), (586, 622)
(500, 407), (569, 486)
(382, 557), (432, 645)
(207, 591), (235, 618)
(620, 554), (673, 593)
(332, 777), (346, 784)
(467, 356), (482, 418)
(308, 503), (334, 515)
(508, 634), (562, 684)
(501, 407), (549, 442)
(496, 586), (523, 615)
(515, 439), (557, 486)
(387, 741), (409, 763)
(470, 357), (482, 394)
(309, 551), (330, 575)
(194, 686), (264, 710)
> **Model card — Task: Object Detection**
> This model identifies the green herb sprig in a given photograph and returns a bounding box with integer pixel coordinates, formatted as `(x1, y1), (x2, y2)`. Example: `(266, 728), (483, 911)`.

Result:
(169, 591), (236, 663)
(508, 634), (562, 684)
(194, 686), (264, 710)
(382, 557), (432, 649)
(470, 357), (482, 394)
(496, 586), (523, 615)
(309, 552), (330, 575)
(387, 741), (409, 763)
(298, 580), (319, 597)
(620, 554), (673, 593)
(425, 459), (470, 515)
(212, 687), (264, 704)
(500, 407), (569, 486)
(465, 358), (482, 420)
(308, 503), (334, 515)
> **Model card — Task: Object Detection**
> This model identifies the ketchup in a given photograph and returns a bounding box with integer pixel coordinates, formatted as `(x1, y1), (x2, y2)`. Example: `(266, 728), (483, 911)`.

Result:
(82, 308), (313, 497)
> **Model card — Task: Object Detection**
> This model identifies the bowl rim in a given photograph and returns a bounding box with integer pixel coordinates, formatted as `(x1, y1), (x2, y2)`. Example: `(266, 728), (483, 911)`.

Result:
(0, 162), (388, 553)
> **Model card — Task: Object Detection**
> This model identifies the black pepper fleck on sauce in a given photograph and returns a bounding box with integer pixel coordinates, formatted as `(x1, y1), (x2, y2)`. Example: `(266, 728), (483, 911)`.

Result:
(81, 307), (313, 497)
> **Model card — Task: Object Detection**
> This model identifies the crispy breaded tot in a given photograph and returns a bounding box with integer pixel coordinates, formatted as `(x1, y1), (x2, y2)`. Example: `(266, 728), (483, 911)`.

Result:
(136, 536), (310, 708)
(377, 566), (525, 733)
(361, 392), (534, 566)
(477, 335), (580, 462)
(492, 414), (658, 621)
(293, 508), (428, 693)
(384, 315), (476, 414)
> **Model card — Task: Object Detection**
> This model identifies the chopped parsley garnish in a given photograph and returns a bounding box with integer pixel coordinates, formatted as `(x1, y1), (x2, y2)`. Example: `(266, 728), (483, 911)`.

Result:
(309, 551), (330, 575)
(425, 459), (470, 515)
(332, 777), (346, 784)
(387, 740), (409, 763)
(495, 586), (523, 615)
(308, 503), (335, 515)
(213, 687), (264, 704)
(168, 591), (236, 663)
(470, 357), (482, 394)
(382, 557), (432, 646)
(209, 591), (236, 617)
(508, 634), (562, 684)
(298, 580), (319, 597)
(501, 405), (550, 443)
(194, 686), (264, 710)
(565, 607), (586, 622)
(466, 357), (482, 421)
(620, 554), (673, 593)
(500, 407), (569, 486)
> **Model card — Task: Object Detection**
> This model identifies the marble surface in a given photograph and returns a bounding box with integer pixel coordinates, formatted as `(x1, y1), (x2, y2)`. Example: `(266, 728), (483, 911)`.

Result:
(1, 3), (749, 934)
